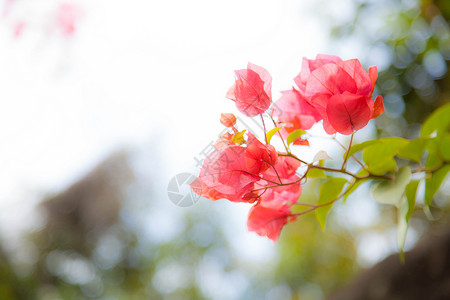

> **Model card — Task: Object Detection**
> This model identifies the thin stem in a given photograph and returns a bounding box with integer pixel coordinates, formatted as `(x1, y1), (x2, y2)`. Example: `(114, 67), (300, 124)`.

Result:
(333, 136), (368, 170)
(412, 163), (446, 174)
(278, 152), (308, 165)
(290, 179), (357, 218)
(279, 152), (393, 180)
(341, 132), (354, 170)
(269, 114), (289, 152)
(294, 202), (319, 208)
(260, 114), (268, 144)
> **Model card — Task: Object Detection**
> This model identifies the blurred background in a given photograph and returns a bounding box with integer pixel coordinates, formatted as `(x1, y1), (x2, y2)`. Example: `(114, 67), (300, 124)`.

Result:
(0, 0), (449, 299)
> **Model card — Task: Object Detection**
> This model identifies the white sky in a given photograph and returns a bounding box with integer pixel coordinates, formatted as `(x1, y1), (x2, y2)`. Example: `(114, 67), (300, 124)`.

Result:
(0, 0), (413, 272)
(0, 0), (327, 199)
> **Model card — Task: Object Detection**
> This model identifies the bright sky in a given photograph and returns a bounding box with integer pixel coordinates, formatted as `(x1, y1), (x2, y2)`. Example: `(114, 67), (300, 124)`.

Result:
(0, 0), (327, 201)
(0, 0), (330, 260)
(1, 0), (403, 269)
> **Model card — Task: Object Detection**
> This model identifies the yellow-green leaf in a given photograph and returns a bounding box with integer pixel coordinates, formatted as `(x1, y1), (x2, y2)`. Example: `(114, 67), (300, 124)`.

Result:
(397, 180), (418, 257)
(343, 178), (368, 202)
(307, 168), (326, 178)
(397, 138), (429, 162)
(232, 130), (246, 144)
(421, 102), (450, 138)
(266, 127), (281, 145)
(362, 138), (409, 175)
(439, 134), (450, 162)
(287, 129), (306, 146)
(315, 178), (348, 231)
(424, 165), (450, 205)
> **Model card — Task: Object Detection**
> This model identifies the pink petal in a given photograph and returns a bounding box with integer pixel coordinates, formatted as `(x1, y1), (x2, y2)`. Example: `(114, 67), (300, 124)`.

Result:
(326, 93), (371, 135)
(272, 89), (322, 130)
(248, 62), (272, 98)
(372, 95), (385, 119)
(233, 68), (271, 117)
(306, 63), (357, 97)
(368, 66), (378, 97)
(337, 59), (372, 96)
(247, 204), (291, 242)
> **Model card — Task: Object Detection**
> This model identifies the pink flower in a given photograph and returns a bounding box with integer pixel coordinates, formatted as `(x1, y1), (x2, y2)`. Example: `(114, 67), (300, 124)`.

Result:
(293, 54), (384, 135)
(226, 63), (272, 117)
(247, 156), (302, 241)
(191, 133), (279, 203)
(194, 145), (259, 202)
(272, 88), (322, 145)
(247, 203), (294, 242)
(245, 133), (278, 175)
(272, 89), (322, 131)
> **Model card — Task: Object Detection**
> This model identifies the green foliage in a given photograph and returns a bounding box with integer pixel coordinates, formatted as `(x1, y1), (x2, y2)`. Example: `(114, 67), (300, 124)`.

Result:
(372, 166), (411, 206)
(397, 138), (429, 162)
(343, 178), (368, 202)
(421, 102), (450, 138)
(361, 138), (409, 175)
(397, 180), (419, 256)
(440, 134), (450, 162)
(307, 168), (326, 178)
(316, 178), (348, 231)
(424, 165), (450, 205)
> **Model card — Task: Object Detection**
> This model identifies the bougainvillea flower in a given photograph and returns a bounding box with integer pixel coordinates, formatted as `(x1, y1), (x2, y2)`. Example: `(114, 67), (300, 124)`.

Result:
(261, 156), (300, 186)
(226, 63), (272, 117)
(273, 89), (322, 131)
(292, 54), (384, 135)
(245, 133), (278, 174)
(196, 145), (260, 202)
(220, 113), (237, 127)
(247, 202), (296, 242)
(192, 132), (286, 204)
(246, 155), (302, 241)
(272, 88), (321, 144)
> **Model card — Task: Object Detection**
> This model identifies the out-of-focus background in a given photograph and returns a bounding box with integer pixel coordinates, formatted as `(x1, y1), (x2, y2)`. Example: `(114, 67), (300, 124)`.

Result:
(0, 0), (449, 299)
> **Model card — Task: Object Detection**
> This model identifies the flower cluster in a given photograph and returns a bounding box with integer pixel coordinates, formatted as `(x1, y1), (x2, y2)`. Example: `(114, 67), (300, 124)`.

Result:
(191, 54), (384, 242)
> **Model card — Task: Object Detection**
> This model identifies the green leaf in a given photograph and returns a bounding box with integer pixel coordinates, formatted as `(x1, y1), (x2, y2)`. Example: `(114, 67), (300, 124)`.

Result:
(404, 180), (419, 222)
(343, 178), (369, 202)
(397, 138), (429, 162)
(421, 102), (450, 138)
(439, 134), (450, 162)
(425, 138), (443, 169)
(372, 166), (411, 206)
(397, 180), (418, 257)
(362, 138), (409, 175)
(315, 178), (348, 231)
(347, 137), (408, 158)
(347, 139), (381, 158)
(397, 196), (409, 259)
(424, 164), (450, 205)
(266, 127), (281, 145)
(307, 168), (326, 178)
(287, 129), (306, 146)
